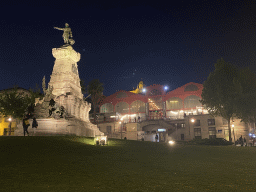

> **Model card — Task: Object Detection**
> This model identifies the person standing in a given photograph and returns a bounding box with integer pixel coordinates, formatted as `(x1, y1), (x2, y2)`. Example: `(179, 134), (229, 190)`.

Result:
(32, 117), (38, 128)
(23, 117), (30, 136)
(32, 117), (38, 135)
(155, 134), (158, 142)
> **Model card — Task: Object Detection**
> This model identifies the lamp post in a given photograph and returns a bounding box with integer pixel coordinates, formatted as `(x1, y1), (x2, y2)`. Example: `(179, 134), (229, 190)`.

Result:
(119, 121), (123, 139)
(232, 124), (235, 143)
(188, 116), (195, 139)
(8, 117), (12, 136)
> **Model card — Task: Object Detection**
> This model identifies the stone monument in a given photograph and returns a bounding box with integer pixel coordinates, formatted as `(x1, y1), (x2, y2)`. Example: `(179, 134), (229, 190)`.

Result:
(15, 23), (103, 137)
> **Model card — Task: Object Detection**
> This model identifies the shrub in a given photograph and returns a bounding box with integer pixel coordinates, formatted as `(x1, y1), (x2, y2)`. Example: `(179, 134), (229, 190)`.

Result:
(187, 138), (233, 146)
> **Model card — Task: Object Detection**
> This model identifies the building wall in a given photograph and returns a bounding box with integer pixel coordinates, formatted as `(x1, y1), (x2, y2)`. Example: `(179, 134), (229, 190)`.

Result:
(183, 114), (248, 141)
(0, 116), (17, 136)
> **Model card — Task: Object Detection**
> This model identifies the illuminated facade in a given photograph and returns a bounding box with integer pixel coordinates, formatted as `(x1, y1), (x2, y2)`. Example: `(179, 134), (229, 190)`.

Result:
(98, 82), (250, 142)
(100, 82), (204, 121)
(0, 115), (17, 136)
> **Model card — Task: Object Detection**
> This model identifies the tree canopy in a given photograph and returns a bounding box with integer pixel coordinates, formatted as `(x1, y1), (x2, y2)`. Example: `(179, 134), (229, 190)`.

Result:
(201, 58), (239, 141)
(234, 67), (256, 123)
(87, 79), (104, 123)
(0, 87), (41, 120)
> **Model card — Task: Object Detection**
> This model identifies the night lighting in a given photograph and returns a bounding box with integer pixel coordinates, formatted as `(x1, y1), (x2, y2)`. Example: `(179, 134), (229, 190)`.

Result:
(142, 88), (146, 93)
(8, 117), (12, 122)
(94, 136), (108, 145)
(191, 118), (195, 123)
(164, 86), (168, 90)
(169, 140), (175, 145)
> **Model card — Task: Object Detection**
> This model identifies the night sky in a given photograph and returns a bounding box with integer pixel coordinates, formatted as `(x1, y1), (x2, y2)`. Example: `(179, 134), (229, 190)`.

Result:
(1, 1), (256, 96)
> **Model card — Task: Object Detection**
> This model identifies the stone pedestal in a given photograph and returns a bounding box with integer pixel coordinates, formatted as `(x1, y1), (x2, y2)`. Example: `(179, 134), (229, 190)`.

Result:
(49, 45), (84, 120)
(49, 45), (83, 100)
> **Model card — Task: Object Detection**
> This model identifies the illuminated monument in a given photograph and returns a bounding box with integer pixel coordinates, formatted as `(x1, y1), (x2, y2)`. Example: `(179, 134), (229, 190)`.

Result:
(15, 23), (103, 136)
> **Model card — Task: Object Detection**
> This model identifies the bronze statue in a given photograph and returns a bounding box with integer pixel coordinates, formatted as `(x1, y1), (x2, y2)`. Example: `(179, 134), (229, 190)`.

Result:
(54, 23), (75, 45)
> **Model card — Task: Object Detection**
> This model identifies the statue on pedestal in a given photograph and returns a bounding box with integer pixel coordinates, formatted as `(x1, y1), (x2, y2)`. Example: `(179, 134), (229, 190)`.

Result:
(54, 23), (75, 45)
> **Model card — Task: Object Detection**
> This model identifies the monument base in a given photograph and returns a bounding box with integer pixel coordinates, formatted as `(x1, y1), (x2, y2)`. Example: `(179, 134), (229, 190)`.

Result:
(14, 118), (103, 137)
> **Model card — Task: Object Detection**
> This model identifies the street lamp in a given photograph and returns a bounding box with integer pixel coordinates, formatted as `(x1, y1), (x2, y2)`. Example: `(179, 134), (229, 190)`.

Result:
(232, 124), (235, 142)
(188, 117), (195, 138)
(119, 120), (123, 139)
(8, 117), (12, 136)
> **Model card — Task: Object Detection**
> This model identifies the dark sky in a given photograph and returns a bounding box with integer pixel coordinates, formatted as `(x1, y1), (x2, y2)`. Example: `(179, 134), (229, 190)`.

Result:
(1, 1), (256, 96)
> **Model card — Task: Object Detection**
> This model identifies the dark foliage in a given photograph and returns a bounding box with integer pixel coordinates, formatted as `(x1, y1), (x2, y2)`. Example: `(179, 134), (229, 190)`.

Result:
(188, 138), (233, 146)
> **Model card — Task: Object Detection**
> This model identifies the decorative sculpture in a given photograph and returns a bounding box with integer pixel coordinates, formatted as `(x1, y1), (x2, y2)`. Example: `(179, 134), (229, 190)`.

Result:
(54, 23), (75, 45)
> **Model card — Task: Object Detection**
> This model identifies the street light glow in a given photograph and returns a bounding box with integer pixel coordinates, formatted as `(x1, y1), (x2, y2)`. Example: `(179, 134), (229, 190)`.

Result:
(191, 118), (195, 123)
(8, 117), (12, 122)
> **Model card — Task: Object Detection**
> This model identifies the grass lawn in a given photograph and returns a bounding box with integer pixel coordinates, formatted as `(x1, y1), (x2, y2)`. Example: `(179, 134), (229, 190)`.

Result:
(1, 136), (256, 192)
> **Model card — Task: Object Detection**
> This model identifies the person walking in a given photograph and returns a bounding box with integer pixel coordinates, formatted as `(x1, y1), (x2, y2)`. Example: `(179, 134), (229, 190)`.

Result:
(23, 116), (30, 136)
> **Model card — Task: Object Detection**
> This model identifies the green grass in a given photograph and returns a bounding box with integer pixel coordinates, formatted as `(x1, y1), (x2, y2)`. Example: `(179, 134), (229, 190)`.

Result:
(1, 136), (256, 191)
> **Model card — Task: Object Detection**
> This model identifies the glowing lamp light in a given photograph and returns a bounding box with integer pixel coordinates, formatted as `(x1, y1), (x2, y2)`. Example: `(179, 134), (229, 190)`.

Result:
(142, 88), (146, 93)
(232, 124), (234, 128)
(191, 118), (195, 123)
(164, 86), (168, 90)
(169, 140), (175, 145)
(249, 133), (252, 136)
(8, 117), (12, 122)
(253, 134), (256, 138)
(94, 135), (108, 145)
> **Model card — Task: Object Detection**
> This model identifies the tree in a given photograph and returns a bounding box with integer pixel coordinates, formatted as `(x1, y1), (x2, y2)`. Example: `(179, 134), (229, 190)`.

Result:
(87, 79), (104, 123)
(0, 87), (39, 135)
(234, 68), (256, 125)
(201, 58), (239, 141)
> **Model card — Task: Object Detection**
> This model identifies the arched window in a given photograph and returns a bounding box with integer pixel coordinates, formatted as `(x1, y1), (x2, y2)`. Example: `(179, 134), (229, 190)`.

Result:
(149, 89), (161, 96)
(116, 92), (128, 98)
(184, 84), (198, 92)
(166, 97), (183, 110)
(130, 100), (146, 113)
(184, 95), (202, 109)
(100, 103), (114, 113)
(115, 102), (129, 113)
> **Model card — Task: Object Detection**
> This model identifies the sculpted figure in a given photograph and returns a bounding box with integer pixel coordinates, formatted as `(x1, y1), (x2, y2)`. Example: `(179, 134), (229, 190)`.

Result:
(54, 23), (75, 45)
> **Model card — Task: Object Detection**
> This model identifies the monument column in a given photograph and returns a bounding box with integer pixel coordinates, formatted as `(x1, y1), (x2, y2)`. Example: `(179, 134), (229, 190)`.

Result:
(49, 46), (83, 100)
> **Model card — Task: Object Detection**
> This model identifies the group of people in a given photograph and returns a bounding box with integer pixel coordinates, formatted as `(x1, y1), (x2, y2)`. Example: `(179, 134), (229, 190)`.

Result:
(235, 135), (246, 146)
(134, 116), (141, 123)
(22, 116), (38, 136)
